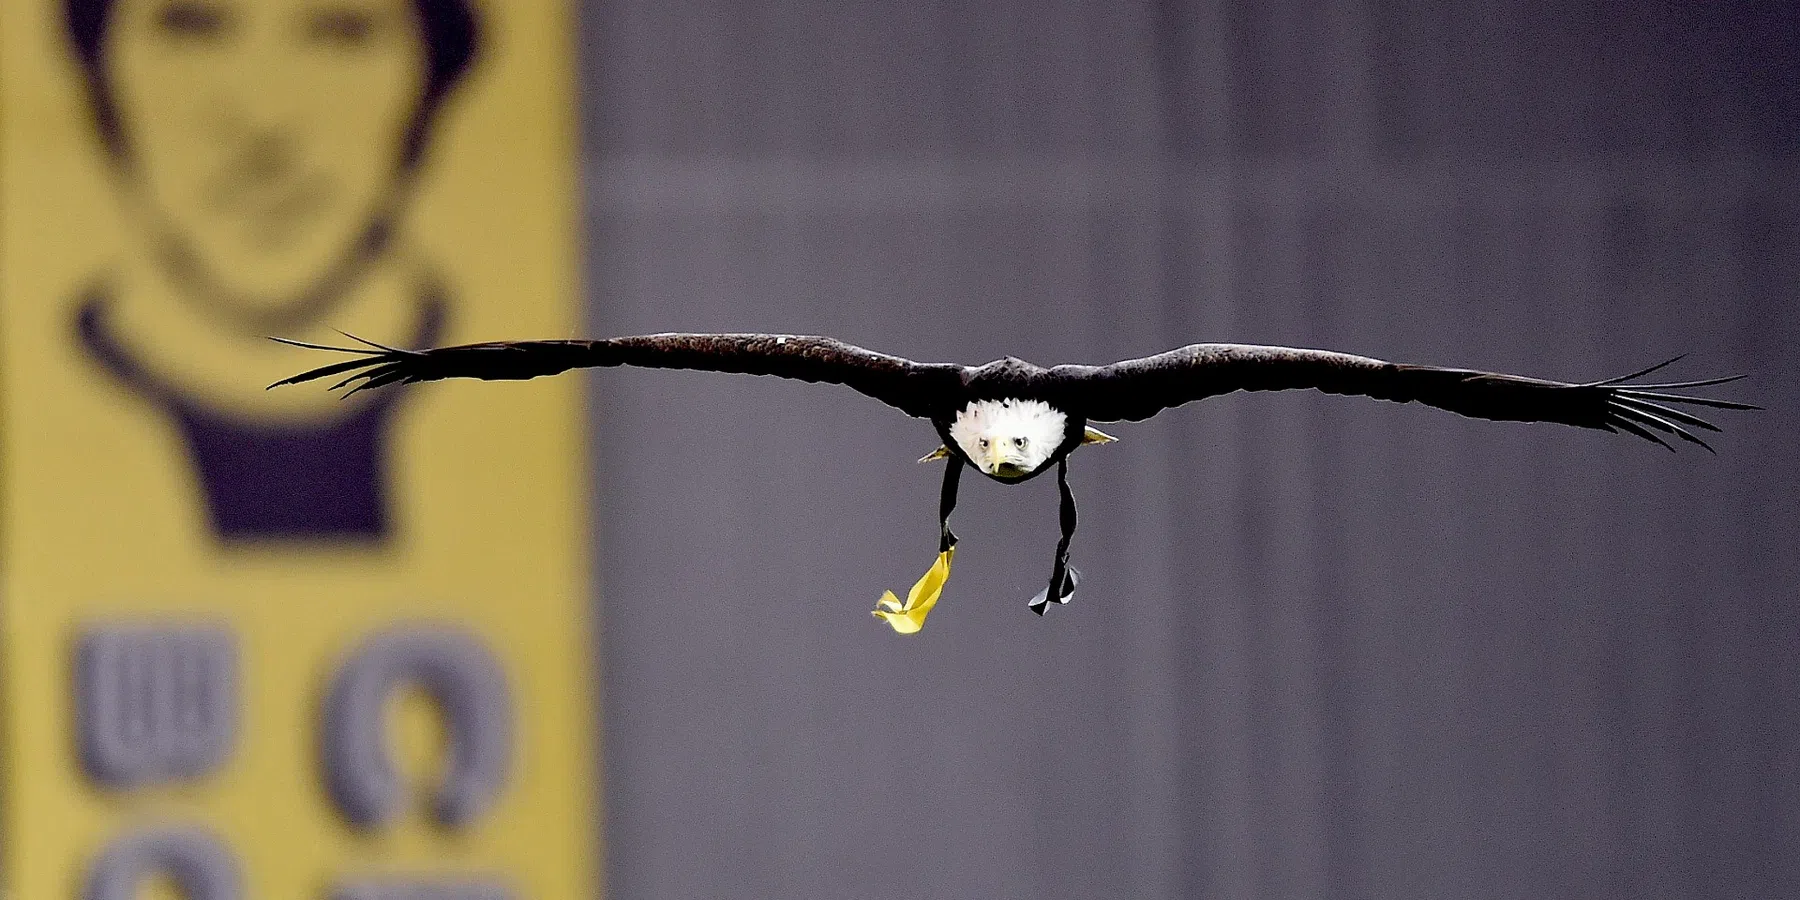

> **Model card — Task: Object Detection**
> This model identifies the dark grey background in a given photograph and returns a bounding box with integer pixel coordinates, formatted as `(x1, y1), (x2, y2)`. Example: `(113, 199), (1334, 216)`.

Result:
(578, 2), (1799, 897)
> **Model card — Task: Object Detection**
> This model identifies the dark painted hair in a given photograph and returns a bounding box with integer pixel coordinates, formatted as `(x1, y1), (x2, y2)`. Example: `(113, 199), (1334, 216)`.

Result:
(63, 0), (481, 169)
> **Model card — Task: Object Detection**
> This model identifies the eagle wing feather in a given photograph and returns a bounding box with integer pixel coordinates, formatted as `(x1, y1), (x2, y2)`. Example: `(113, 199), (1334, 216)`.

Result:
(269, 333), (968, 420)
(1052, 344), (1754, 450)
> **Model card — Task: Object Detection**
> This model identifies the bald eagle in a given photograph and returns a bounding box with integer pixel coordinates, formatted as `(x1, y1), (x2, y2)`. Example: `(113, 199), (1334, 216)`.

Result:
(271, 334), (1753, 631)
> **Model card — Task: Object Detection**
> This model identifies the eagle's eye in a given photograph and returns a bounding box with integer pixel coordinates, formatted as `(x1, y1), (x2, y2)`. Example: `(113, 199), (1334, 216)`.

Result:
(1013, 436), (1027, 448)
(978, 438), (989, 449)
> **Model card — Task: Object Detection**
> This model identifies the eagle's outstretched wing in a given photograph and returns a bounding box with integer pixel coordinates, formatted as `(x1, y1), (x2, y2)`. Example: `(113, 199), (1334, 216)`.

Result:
(1050, 345), (1755, 451)
(269, 333), (969, 420)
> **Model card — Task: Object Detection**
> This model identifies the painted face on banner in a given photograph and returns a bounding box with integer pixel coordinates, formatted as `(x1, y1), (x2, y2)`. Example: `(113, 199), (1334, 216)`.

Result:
(105, 0), (426, 317)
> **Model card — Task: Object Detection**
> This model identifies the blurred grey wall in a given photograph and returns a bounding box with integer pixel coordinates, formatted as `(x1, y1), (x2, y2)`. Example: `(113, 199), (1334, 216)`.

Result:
(578, 2), (1799, 897)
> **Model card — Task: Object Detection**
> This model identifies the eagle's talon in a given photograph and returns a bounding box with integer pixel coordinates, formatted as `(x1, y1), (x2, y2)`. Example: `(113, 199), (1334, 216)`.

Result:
(1027, 565), (1079, 616)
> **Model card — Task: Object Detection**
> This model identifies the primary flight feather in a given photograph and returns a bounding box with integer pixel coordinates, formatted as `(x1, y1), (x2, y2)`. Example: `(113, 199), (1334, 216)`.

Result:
(272, 333), (1755, 628)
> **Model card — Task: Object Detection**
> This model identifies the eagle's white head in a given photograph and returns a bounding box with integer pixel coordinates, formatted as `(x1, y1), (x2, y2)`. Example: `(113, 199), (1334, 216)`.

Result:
(950, 398), (1067, 478)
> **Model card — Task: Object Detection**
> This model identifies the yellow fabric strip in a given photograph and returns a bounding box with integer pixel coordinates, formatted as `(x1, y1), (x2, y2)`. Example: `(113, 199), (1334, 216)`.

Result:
(871, 547), (956, 634)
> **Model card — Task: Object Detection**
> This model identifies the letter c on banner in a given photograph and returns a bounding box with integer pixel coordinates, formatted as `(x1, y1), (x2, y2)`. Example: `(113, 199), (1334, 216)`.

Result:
(321, 626), (513, 829)
(84, 828), (239, 900)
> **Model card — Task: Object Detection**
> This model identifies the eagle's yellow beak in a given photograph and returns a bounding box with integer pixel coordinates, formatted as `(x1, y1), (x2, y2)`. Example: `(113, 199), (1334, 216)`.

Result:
(872, 546), (955, 634)
(985, 442), (1009, 474)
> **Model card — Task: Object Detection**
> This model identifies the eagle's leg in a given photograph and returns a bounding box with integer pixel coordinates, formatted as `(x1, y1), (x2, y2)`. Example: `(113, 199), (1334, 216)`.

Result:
(1028, 458), (1080, 615)
(870, 460), (963, 634)
(938, 456), (961, 553)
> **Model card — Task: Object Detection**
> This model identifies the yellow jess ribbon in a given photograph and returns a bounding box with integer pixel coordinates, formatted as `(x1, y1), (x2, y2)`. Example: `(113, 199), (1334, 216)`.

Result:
(872, 546), (955, 634)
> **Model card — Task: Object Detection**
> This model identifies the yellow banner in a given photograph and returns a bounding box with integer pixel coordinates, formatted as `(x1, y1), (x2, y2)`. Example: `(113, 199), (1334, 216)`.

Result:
(0, 0), (594, 896)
